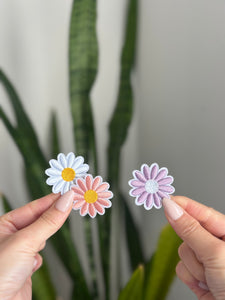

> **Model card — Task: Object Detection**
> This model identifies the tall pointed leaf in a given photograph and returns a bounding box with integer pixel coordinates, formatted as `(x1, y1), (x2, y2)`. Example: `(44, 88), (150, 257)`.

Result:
(118, 265), (144, 300)
(49, 111), (60, 158)
(104, 0), (139, 296)
(107, 0), (138, 185)
(69, 0), (99, 297)
(144, 224), (182, 300)
(0, 69), (90, 299)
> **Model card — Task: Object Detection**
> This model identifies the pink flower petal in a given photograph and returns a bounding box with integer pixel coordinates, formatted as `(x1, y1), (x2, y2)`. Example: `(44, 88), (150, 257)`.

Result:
(134, 171), (146, 183)
(88, 203), (97, 218)
(159, 185), (175, 194)
(98, 198), (112, 208)
(98, 191), (113, 199)
(92, 176), (102, 190)
(77, 179), (87, 192)
(94, 202), (105, 215)
(136, 192), (148, 204)
(86, 175), (92, 190)
(130, 187), (145, 196)
(129, 180), (145, 188)
(142, 164), (150, 180)
(155, 168), (168, 181)
(73, 194), (85, 201)
(145, 194), (154, 209)
(71, 186), (84, 196)
(150, 163), (159, 179)
(158, 176), (173, 185)
(73, 200), (85, 209)
(96, 183), (109, 193)
(80, 202), (89, 216)
(153, 193), (161, 208)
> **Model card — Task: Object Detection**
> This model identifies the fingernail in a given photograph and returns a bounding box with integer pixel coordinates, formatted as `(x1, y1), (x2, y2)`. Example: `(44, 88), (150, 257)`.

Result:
(162, 198), (184, 221)
(55, 190), (74, 212)
(198, 281), (209, 291)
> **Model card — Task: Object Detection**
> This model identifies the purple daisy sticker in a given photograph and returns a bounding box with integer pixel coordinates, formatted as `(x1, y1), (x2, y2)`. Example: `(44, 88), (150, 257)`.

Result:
(128, 163), (175, 210)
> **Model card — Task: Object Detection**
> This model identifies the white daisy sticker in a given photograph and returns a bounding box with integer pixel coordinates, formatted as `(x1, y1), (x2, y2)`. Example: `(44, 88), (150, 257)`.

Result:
(45, 152), (89, 195)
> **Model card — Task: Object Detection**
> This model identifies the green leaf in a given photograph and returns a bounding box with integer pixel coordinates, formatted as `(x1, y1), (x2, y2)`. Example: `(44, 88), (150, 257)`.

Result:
(118, 265), (144, 300)
(69, 0), (98, 168)
(107, 0), (138, 185)
(144, 224), (182, 300)
(0, 69), (90, 298)
(69, 0), (99, 298)
(1, 194), (12, 213)
(123, 195), (145, 269)
(49, 111), (60, 158)
(104, 1), (139, 296)
(32, 264), (56, 300)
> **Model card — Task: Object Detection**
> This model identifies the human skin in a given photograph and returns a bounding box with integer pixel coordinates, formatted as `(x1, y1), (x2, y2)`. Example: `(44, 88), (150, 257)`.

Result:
(163, 196), (225, 300)
(0, 190), (74, 300)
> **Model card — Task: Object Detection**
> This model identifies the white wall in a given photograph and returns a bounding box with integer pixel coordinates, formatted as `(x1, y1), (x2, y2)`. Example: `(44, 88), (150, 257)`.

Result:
(1, 0), (225, 299)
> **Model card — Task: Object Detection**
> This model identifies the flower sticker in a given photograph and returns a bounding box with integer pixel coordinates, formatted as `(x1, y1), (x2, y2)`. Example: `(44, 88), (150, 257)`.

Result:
(128, 163), (175, 210)
(72, 175), (113, 218)
(45, 152), (89, 195)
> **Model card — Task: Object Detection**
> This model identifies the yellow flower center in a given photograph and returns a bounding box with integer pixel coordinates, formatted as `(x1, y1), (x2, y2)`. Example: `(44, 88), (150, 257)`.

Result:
(61, 168), (75, 182)
(84, 190), (98, 203)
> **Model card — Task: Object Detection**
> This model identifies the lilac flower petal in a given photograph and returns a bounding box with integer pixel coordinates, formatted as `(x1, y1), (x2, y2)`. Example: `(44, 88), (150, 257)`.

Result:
(150, 163), (159, 179)
(129, 179), (145, 188)
(159, 185), (175, 194)
(157, 190), (169, 200)
(142, 164), (150, 180)
(155, 168), (168, 181)
(158, 176), (174, 185)
(144, 193), (154, 210)
(153, 193), (162, 208)
(134, 171), (146, 183)
(130, 187), (146, 196)
(57, 153), (67, 169)
(136, 192), (148, 204)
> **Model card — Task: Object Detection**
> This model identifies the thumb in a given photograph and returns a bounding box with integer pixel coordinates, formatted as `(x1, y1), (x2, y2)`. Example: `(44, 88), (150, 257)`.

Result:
(18, 190), (74, 251)
(162, 197), (221, 261)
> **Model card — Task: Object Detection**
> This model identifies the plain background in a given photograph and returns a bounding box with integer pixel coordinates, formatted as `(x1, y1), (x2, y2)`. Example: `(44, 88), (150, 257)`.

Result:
(1, 0), (225, 299)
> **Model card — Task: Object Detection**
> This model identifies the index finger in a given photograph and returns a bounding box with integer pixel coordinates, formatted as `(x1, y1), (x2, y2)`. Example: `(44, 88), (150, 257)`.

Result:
(163, 197), (221, 260)
(172, 196), (225, 239)
(0, 193), (60, 233)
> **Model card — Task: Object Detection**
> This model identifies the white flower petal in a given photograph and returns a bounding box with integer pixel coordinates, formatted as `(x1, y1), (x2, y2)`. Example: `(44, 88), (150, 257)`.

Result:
(52, 179), (65, 193)
(66, 152), (75, 168)
(57, 153), (67, 168)
(49, 159), (63, 171)
(62, 181), (70, 194)
(45, 168), (61, 176)
(47, 176), (61, 185)
(76, 164), (89, 174)
(72, 156), (84, 169)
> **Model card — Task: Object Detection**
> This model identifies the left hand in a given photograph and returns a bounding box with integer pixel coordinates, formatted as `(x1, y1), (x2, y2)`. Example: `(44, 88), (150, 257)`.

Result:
(0, 190), (74, 300)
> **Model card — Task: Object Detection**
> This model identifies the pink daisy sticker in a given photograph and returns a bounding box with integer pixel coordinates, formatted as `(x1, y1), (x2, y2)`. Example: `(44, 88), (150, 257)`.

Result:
(72, 175), (113, 218)
(128, 163), (175, 210)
